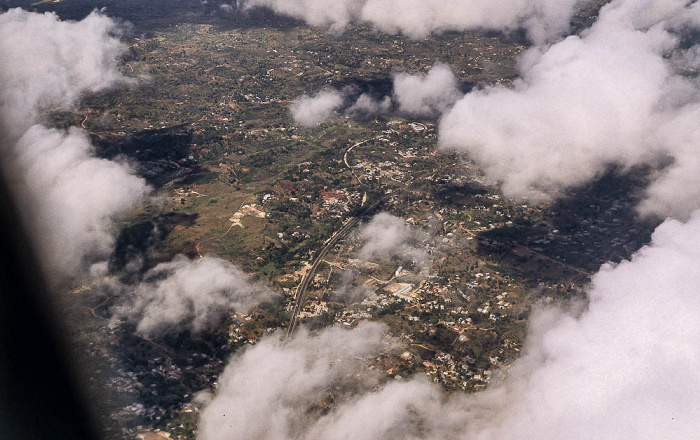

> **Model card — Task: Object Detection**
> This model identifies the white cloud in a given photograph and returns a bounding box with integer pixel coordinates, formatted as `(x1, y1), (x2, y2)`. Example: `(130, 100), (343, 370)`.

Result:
(0, 9), (129, 138)
(444, 210), (700, 438)
(0, 9), (150, 280)
(11, 126), (149, 277)
(199, 210), (700, 439)
(393, 63), (462, 118)
(198, 3), (700, 437)
(243, 0), (582, 43)
(114, 255), (271, 335)
(358, 212), (430, 268)
(220, 3), (236, 14)
(197, 321), (387, 439)
(439, 0), (700, 219)
(292, 63), (461, 124)
(344, 93), (392, 119)
(290, 88), (345, 127)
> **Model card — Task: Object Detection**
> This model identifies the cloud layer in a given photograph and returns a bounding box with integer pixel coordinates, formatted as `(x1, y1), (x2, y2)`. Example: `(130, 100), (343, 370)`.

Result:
(0, 9), (150, 279)
(200, 4), (700, 436)
(439, 0), (700, 219)
(199, 210), (700, 439)
(243, 0), (582, 43)
(285, 1), (700, 221)
(344, 93), (392, 120)
(0, 10), (274, 336)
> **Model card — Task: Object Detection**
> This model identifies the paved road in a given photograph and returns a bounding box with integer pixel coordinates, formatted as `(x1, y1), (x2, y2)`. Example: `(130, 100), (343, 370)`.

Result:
(285, 193), (391, 337)
(286, 170), (436, 338)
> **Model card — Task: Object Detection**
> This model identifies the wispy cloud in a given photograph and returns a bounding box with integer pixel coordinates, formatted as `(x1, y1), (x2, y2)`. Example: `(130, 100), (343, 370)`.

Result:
(112, 255), (271, 336)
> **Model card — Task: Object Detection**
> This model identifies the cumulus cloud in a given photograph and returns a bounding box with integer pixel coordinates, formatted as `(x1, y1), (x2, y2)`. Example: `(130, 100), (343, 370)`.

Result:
(638, 100), (700, 220)
(290, 88), (345, 127)
(0, 9), (150, 279)
(358, 212), (430, 268)
(292, 63), (461, 125)
(243, 0), (583, 43)
(196, 3), (700, 437)
(392, 63), (462, 118)
(344, 93), (392, 119)
(439, 0), (700, 219)
(0, 9), (129, 138)
(197, 321), (388, 440)
(451, 211), (700, 438)
(199, 210), (700, 439)
(436, 209), (700, 439)
(11, 126), (150, 277)
(113, 255), (271, 335)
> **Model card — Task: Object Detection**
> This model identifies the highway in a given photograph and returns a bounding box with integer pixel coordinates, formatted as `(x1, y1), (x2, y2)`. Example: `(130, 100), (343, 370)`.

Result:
(286, 170), (436, 338)
(285, 192), (391, 337)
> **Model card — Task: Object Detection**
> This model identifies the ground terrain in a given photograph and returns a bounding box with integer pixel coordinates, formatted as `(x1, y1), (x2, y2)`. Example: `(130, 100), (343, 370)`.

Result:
(4, 1), (655, 437)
